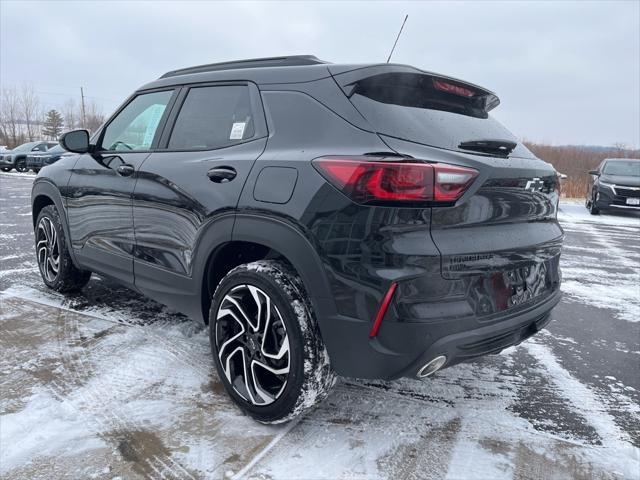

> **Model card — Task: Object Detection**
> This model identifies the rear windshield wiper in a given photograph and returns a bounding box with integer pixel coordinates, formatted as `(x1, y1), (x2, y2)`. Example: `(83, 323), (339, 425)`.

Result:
(458, 139), (517, 158)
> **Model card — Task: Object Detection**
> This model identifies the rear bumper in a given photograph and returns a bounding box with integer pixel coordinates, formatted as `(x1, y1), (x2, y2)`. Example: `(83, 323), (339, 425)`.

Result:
(324, 286), (561, 380)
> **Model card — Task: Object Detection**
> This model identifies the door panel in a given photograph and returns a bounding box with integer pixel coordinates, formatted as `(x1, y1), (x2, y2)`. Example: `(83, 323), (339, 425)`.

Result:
(66, 89), (176, 285)
(132, 139), (267, 286)
(66, 152), (150, 284)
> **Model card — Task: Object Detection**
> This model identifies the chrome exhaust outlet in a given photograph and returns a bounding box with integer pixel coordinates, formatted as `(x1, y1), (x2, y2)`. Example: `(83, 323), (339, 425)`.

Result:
(417, 355), (447, 378)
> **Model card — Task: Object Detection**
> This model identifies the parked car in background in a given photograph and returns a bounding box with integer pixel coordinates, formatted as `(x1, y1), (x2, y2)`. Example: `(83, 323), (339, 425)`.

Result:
(26, 144), (70, 172)
(586, 158), (640, 214)
(0, 141), (58, 172)
(32, 55), (563, 423)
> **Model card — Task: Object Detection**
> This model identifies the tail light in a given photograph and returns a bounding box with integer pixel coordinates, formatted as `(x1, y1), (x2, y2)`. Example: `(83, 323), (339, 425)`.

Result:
(313, 156), (478, 205)
(433, 78), (476, 98)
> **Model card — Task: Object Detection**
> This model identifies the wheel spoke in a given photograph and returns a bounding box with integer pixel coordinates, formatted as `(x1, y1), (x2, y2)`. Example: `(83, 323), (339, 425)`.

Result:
(217, 310), (245, 363)
(225, 294), (259, 332)
(250, 360), (277, 403)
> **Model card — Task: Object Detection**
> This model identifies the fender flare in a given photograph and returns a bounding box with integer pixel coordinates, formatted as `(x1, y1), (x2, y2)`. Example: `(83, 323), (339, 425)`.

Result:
(199, 212), (337, 331)
(31, 179), (79, 267)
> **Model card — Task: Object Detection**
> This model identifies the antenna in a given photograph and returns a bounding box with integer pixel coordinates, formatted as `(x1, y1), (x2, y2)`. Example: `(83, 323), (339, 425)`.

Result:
(386, 14), (408, 63)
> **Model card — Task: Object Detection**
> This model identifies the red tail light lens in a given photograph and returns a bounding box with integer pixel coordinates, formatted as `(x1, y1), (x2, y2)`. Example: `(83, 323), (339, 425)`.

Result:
(313, 157), (478, 205)
(433, 79), (476, 98)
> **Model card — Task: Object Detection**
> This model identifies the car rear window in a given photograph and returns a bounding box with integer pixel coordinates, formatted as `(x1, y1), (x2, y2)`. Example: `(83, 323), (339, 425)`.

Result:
(168, 85), (255, 150)
(342, 72), (533, 158)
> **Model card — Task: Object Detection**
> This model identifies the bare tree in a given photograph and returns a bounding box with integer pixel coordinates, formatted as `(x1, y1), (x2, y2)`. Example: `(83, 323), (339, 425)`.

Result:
(62, 99), (78, 131)
(0, 86), (23, 148)
(84, 100), (105, 133)
(19, 84), (41, 141)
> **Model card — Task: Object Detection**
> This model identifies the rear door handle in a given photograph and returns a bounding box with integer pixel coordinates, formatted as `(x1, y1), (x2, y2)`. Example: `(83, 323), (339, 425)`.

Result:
(207, 166), (237, 183)
(116, 164), (135, 177)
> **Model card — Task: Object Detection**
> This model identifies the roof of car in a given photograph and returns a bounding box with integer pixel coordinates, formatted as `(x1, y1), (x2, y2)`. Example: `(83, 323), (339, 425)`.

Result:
(139, 55), (414, 91)
(604, 158), (640, 162)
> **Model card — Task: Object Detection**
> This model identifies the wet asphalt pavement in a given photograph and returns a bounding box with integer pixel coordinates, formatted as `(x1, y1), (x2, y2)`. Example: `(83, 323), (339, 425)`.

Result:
(1, 172), (639, 479)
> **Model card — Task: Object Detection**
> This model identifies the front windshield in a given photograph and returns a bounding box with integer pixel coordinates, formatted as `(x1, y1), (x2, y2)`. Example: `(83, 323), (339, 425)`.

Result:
(12, 142), (38, 152)
(603, 160), (640, 177)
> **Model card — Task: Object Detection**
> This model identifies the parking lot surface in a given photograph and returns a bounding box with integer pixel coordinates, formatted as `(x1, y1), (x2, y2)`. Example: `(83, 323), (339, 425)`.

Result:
(1, 172), (639, 479)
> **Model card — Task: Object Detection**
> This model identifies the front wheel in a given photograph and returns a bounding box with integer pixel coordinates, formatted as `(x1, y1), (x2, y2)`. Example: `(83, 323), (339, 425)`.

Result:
(209, 260), (335, 423)
(35, 205), (92, 292)
(0, 167), (11, 172)
(15, 160), (28, 173)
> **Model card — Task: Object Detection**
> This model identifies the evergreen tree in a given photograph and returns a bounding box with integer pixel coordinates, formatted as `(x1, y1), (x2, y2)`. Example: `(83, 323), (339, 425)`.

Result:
(42, 109), (64, 140)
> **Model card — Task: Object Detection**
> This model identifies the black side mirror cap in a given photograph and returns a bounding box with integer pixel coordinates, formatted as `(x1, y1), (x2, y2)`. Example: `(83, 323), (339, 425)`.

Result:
(60, 129), (91, 154)
(588, 170), (600, 176)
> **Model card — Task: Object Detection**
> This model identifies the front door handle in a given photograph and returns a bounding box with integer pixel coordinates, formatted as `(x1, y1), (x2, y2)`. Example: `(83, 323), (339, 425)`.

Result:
(207, 166), (237, 183)
(116, 164), (135, 177)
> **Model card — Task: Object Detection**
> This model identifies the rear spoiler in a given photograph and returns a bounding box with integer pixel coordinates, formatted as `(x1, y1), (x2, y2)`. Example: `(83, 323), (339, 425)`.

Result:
(329, 64), (500, 113)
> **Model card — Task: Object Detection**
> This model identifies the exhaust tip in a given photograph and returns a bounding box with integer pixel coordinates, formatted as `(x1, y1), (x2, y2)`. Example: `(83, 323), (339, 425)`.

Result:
(417, 355), (447, 378)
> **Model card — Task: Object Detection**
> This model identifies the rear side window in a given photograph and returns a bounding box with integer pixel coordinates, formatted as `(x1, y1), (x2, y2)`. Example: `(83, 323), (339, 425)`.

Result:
(341, 72), (533, 158)
(168, 85), (255, 150)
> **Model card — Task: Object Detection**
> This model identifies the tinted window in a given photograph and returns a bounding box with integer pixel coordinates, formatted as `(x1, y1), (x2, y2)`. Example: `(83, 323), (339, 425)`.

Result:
(345, 72), (533, 158)
(168, 85), (255, 150)
(101, 90), (173, 151)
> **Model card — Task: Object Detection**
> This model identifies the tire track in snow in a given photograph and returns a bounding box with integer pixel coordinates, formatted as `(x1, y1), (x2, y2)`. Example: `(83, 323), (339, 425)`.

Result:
(524, 340), (640, 477)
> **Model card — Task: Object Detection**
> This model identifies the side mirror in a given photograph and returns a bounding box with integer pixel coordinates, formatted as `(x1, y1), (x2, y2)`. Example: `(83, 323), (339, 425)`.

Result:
(588, 170), (600, 176)
(60, 129), (91, 153)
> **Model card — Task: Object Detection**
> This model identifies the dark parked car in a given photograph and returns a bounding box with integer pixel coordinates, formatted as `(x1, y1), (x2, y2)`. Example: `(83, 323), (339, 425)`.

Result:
(31, 56), (563, 423)
(586, 158), (640, 214)
(0, 141), (58, 172)
(26, 144), (71, 172)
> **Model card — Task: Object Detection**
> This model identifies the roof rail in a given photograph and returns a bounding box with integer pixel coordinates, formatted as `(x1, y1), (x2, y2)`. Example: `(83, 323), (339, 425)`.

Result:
(159, 55), (328, 79)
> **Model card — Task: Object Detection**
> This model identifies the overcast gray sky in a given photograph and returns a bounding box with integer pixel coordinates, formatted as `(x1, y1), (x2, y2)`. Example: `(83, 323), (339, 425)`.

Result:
(2, 0), (639, 148)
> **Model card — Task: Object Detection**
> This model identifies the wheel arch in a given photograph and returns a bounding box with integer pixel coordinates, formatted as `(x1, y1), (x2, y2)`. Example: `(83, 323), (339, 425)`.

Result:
(31, 180), (79, 266)
(197, 213), (335, 334)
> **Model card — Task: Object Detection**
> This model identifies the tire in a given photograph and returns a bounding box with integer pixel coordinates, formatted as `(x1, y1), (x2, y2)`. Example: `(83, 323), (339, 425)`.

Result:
(0, 167), (11, 172)
(588, 197), (600, 215)
(32, 168), (40, 173)
(209, 260), (336, 424)
(15, 160), (28, 173)
(35, 205), (92, 292)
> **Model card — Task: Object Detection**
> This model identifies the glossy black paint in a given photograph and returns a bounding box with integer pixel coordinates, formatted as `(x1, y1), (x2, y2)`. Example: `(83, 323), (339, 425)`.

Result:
(32, 59), (564, 380)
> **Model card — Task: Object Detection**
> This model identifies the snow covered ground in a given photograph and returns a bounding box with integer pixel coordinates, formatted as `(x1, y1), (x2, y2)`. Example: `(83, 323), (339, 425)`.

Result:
(1, 172), (639, 479)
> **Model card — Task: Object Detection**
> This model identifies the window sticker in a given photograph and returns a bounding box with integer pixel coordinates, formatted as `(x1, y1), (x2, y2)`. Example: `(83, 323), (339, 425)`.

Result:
(141, 104), (166, 147)
(229, 122), (246, 140)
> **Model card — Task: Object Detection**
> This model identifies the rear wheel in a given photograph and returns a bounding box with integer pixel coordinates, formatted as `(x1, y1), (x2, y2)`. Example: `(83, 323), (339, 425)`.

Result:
(209, 260), (335, 423)
(35, 205), (92, 292)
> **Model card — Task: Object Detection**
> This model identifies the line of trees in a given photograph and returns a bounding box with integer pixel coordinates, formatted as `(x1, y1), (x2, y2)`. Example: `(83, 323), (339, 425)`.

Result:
(0, 84), (105, 148)
(525, 142), (640, 198)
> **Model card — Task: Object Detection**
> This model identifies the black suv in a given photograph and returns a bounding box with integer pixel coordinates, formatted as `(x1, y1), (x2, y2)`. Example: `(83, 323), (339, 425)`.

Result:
(32, 56), (563, 423)
(586, 158), (640, 214)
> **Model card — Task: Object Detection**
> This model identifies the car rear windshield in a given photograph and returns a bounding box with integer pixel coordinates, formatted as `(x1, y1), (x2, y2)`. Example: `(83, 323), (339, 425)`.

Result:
(603, 160), (640, 177)
(344, 72), (533, 158)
